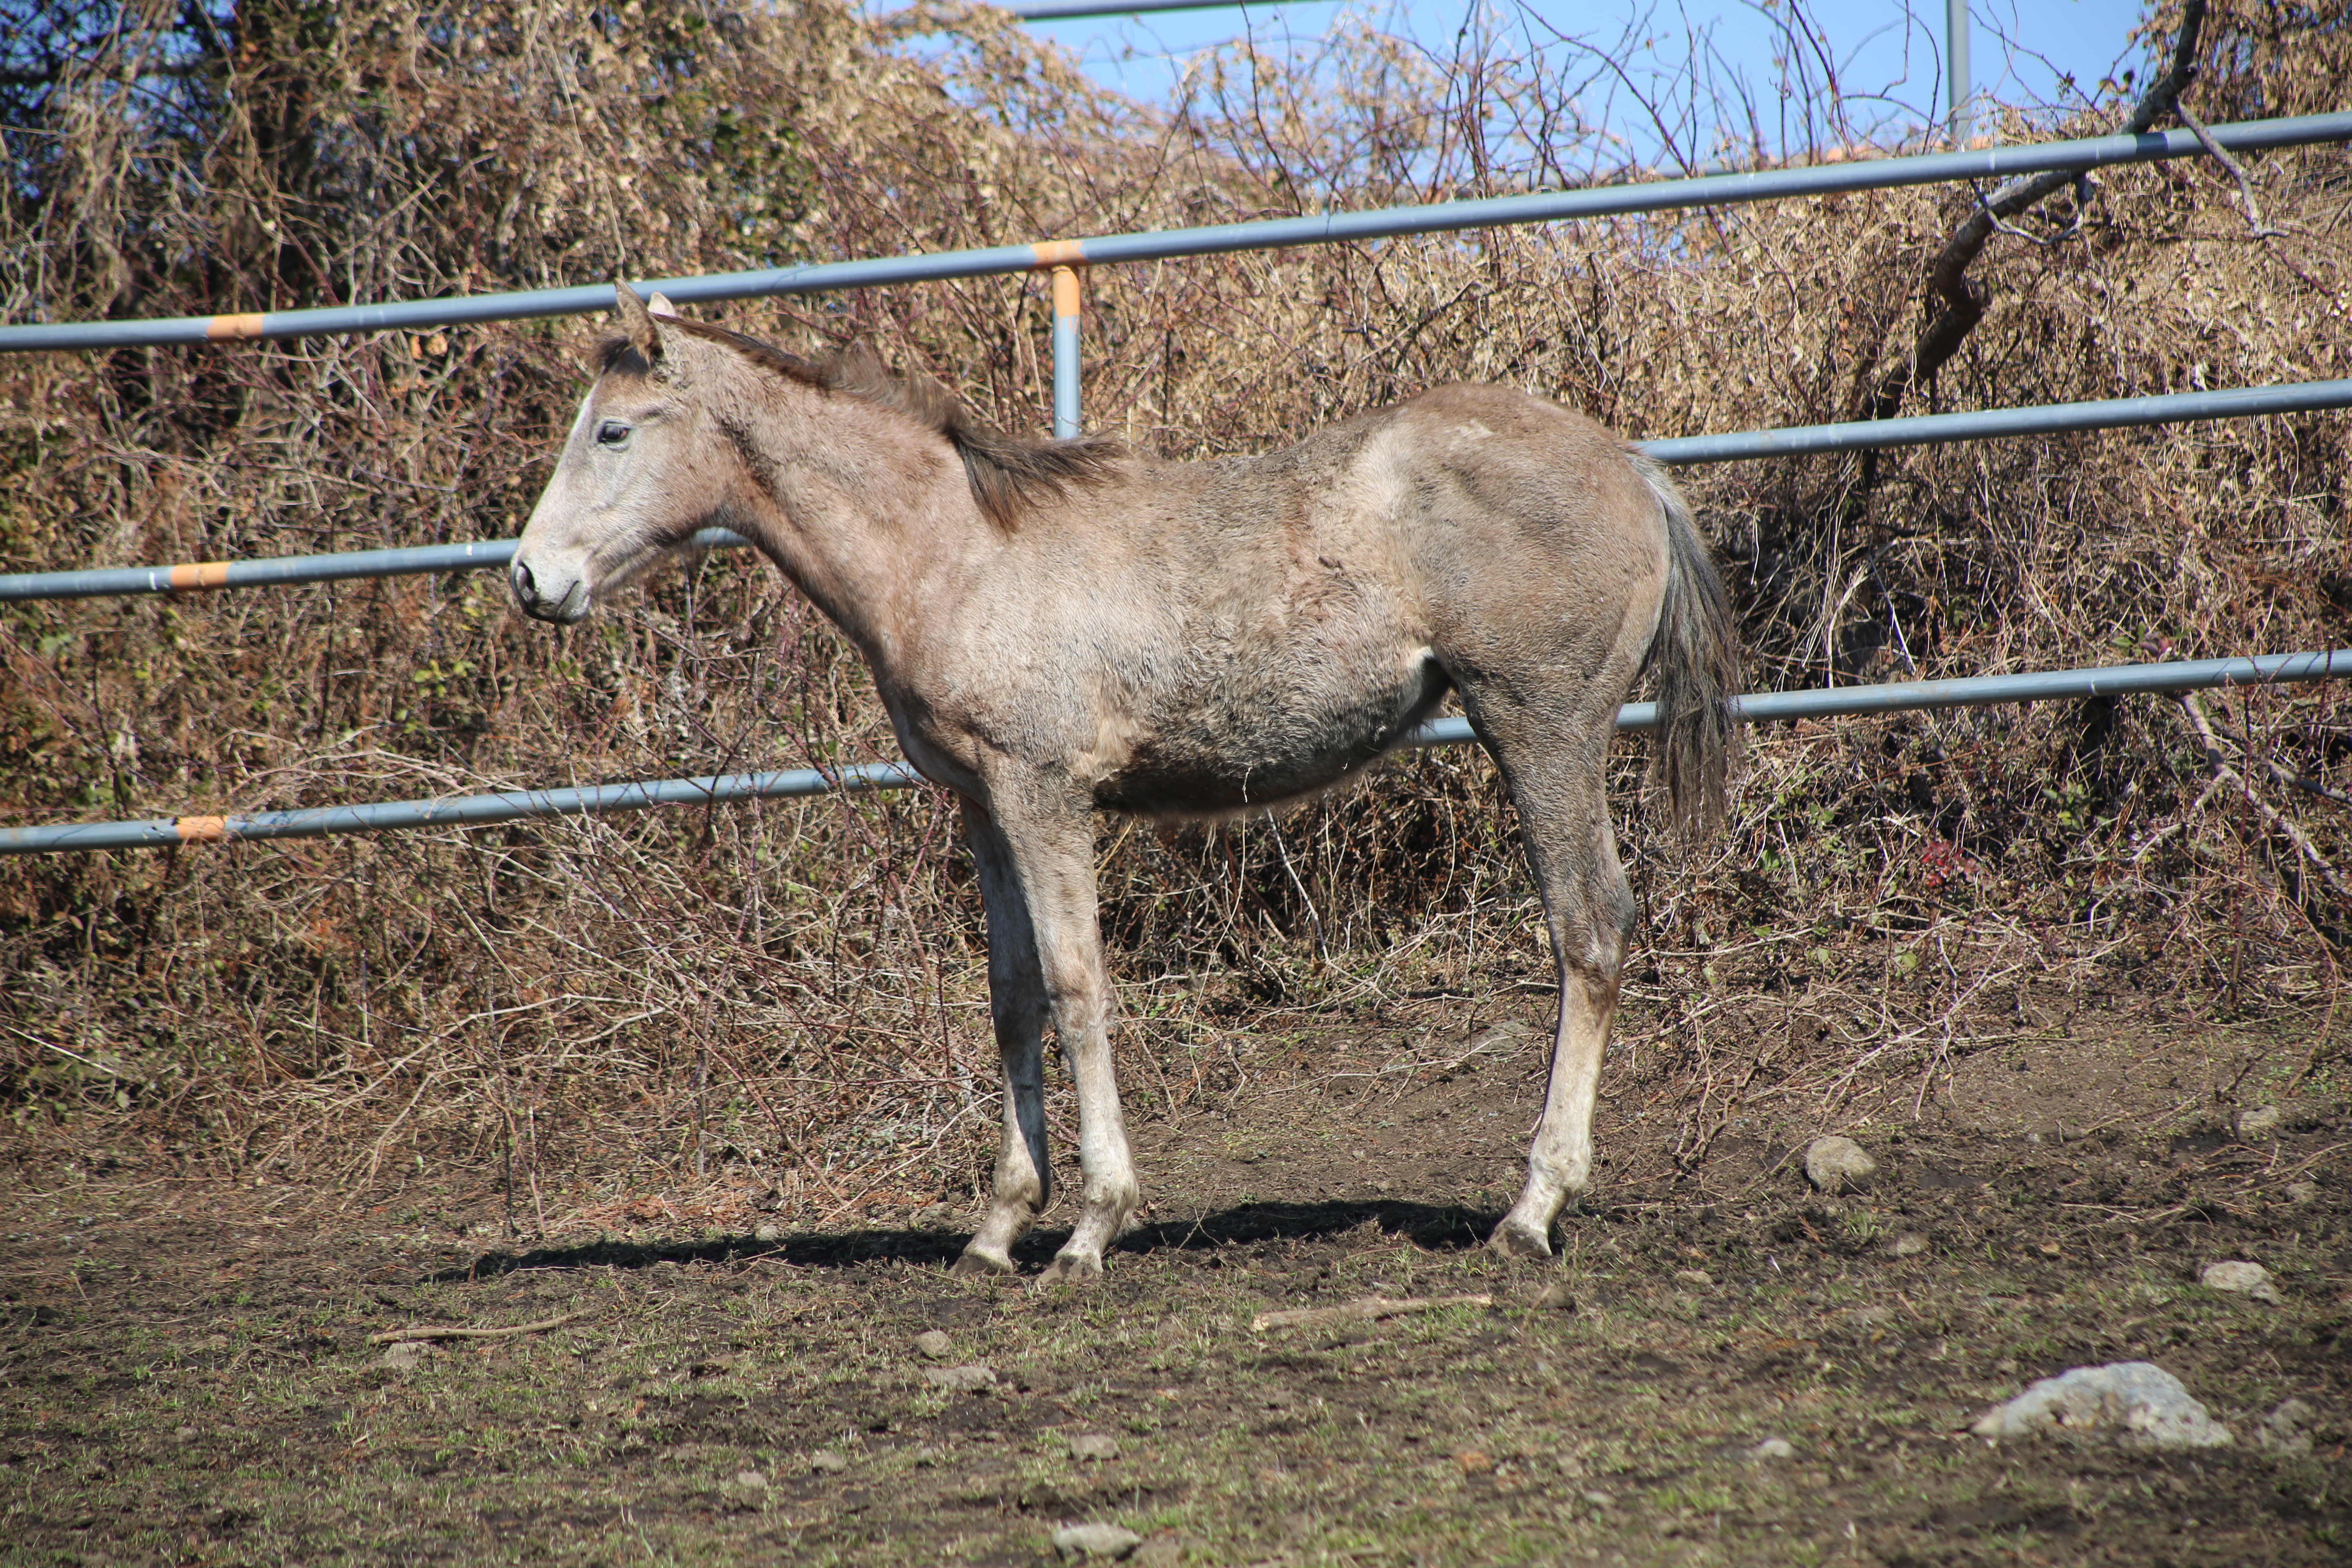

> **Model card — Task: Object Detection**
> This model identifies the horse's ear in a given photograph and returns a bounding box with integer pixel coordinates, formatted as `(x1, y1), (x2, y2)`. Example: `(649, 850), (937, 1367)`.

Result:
(614, 282), (663, 363)
(646, 291), (682, 319)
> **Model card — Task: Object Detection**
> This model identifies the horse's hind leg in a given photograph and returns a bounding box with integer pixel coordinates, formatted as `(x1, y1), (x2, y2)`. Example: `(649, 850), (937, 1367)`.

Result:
(953, 796), (1053, 1276)
(1463, 700), (1637, 1260)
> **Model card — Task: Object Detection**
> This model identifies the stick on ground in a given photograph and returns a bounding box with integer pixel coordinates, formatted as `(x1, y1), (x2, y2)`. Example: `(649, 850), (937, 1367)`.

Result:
(1250, 1293), (1494, 1332)
(368, 1312), (585, 1345)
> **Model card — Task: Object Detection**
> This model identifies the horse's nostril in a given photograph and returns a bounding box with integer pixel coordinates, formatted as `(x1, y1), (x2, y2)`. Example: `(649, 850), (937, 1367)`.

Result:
(510, 558), (536, 604)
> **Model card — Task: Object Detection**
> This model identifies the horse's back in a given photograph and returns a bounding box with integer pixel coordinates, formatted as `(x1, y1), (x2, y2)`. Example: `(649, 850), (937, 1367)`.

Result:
(1038, 385), (1668, 812)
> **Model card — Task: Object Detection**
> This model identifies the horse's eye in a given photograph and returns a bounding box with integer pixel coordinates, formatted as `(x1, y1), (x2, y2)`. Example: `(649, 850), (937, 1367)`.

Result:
(596, 420), (630, 447)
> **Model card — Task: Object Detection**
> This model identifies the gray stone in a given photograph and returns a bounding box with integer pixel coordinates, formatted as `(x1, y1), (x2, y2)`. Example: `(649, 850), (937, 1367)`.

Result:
(1847, 1305), (1896, 1330)
(922, 1363), (998, 1392)
(912, 1329), (954, 1361)
(1804, 1135), (1877, 1194)
(1053, 1522), (1143, 1559)
(808, 1448), (849, 1474)
(1673, 1268), (1713, 1289)
(2286, 1179), (2320, 1206)
(2201, 1260), (2281, 1305)
(1890, 1232), (1929, 1258)
(381, 1340), (438, 1371)
(1971, 1361), (2233, 1449)
(1069, 1432), (1122, 1462)
(173, 1425), (199, 1443)
(1581, 1489), (1617, 1510)
(753, 1223), (784, 1243)
(1533, 1280), (1577, 1312)
(2256, 1398), (2317, 1457)
(912, 1202), (957, 1229)
(1745, 1437), (1797, 1461)
(733, 1468), (767, 1490)
(2238, 1105), (2283, 1137)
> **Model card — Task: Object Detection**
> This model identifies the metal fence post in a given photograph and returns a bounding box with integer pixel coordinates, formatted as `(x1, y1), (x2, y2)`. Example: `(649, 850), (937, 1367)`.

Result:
(1948, 0), (1972, 147)
(1052, 263), (1083, 437)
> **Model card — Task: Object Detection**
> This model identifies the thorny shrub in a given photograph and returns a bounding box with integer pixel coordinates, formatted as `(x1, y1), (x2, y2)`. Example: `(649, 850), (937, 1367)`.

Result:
(0, 0), (2346, 1229)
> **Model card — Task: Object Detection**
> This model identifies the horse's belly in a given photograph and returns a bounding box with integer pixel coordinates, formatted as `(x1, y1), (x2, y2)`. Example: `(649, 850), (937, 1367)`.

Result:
(1093, 646), (1450, 817)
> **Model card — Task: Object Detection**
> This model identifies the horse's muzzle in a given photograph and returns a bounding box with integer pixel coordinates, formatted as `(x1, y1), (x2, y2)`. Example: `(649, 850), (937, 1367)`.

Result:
(509, 557), (590, 624)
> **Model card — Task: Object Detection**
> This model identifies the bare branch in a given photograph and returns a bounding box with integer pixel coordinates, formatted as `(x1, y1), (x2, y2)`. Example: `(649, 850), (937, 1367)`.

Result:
(1861, 0), (2207, 428)
(2173, 100), (2288, 238)
(2175, 693), (2352, 903)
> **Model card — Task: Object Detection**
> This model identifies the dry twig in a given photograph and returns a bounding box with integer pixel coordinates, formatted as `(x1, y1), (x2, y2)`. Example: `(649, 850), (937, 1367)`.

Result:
(367, 1312), (587, 1346)
(2174, 693), (2352, 902)
(1251, 1293), (1494, 1332)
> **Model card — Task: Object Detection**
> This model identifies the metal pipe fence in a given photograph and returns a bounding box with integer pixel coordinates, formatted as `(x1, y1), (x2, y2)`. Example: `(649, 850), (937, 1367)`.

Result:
(996, 0), (1326, 18)
(7, 378), (2347, 604)
(6, 650), (2341, 856)
(2, 112), (2342, 356)
(4, 105), (2348, 853)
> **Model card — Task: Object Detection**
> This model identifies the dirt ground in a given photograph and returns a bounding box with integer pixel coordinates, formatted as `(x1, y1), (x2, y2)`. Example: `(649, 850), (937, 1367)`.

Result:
(2, 994), (2347, 1567)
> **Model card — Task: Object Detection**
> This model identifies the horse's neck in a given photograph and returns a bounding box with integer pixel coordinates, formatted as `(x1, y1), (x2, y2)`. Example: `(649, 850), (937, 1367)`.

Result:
(731, 394), (985, 676)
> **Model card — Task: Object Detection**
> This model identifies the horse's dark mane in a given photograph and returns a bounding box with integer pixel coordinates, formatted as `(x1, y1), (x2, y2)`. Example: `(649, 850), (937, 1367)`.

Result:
(596, 319), (1125, 532)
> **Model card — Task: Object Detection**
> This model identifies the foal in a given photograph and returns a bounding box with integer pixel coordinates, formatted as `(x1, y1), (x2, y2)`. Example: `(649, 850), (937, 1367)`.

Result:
(512, 285), (1739, 1281)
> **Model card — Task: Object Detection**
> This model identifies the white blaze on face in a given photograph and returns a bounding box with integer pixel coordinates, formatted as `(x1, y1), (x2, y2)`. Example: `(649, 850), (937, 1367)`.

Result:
(564, 387), (597, 447)
(512, 385), (611, 623)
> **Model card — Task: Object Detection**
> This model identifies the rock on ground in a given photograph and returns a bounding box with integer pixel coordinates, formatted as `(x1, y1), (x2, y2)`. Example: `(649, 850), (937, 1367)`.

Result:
(1069, 1433), (1121, 1462)
(1745, 1437), (1797, 1461)
(2256, 1399), (2317, 1456)
(1054, 1522), (1143, 1559)
(911, 1329), (953, 1361)
(1804, 1135), (1877, 1194)
(381, 1341), (438, 1371)
(2201, 1260), (2281, 1304)
(808, 1449), (850, 1474)
(2238, 1105), (2282, 1137)
(1971, 1361), (2233, 1449)
(922, 1363), (998, 1391)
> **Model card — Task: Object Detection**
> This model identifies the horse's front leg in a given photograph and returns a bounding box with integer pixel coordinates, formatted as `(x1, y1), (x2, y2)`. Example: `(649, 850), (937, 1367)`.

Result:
(987, 788), (1140, 1284)
(952, 795), (1053, 1276)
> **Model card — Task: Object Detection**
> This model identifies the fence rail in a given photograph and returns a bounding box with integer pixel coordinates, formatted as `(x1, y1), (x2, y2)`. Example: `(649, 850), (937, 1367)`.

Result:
(7, 378), (2347, 604)
(4, 650), (2343, 856)
(5, 103), (2349, 855)
(3, 112), (2344, 356)
(995, 0), (1325, 18)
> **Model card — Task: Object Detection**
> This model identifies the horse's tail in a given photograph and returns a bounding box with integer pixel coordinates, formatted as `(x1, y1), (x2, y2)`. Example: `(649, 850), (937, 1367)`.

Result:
(1631, 451), (1741, 837)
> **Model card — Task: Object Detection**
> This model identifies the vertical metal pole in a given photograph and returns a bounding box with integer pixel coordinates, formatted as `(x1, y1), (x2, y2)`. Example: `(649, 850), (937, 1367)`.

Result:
(1947, 0), (1972, 147)
(1051, 263), (1082, 438)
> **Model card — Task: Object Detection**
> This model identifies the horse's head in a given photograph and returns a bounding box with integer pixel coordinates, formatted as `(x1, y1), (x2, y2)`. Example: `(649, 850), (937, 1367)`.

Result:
(510, 283), (731, 624)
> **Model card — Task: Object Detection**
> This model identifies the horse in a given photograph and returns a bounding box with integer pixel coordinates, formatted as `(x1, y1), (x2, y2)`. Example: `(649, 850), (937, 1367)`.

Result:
(510, 283), (1740, 1283)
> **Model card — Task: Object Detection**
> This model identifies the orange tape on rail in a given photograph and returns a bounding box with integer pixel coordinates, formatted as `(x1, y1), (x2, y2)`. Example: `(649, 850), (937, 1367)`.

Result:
(205, 314), (268, 341)
(175, 817), (230, 842)
(167, 561), (233, 590)
(1029, 239), (1086, 269)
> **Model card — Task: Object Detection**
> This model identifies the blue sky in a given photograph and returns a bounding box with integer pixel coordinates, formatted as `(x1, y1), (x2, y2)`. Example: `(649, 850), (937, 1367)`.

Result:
(1009, 0), (2163, 154)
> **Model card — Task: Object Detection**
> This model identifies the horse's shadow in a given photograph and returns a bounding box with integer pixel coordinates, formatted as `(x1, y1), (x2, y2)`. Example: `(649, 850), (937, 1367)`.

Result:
(432, 1198), (1499, 1284)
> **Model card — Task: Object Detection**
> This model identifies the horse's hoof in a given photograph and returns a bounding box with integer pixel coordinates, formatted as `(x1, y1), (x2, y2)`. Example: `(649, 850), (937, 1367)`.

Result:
(949, 1248), (1014, 1278)
(1035, 1253), (1103, 1286)
(1486, 1219), (1552, 1260)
